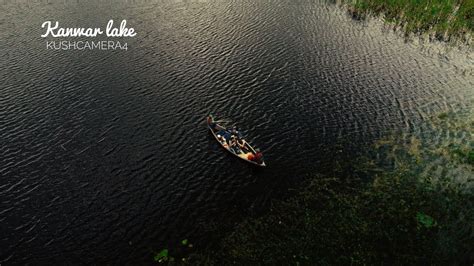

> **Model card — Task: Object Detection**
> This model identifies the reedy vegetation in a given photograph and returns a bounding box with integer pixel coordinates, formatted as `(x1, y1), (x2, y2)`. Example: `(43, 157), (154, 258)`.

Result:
(346, 0), (473, 42)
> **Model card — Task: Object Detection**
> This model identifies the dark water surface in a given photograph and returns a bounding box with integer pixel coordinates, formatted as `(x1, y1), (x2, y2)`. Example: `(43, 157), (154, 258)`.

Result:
(1, 0), (473, 264)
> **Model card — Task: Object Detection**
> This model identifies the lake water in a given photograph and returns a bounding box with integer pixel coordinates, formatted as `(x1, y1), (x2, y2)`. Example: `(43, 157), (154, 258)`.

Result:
(1, 0), (472, 264)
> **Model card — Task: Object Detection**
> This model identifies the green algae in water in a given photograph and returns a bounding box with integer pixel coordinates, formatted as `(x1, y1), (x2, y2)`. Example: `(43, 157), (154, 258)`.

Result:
(438, 112), (449, 119)
(153, 249), (169, 262)
(468, 150), (474, 165)
(152, 239), (195, 263)
(416, 212), (437, 228)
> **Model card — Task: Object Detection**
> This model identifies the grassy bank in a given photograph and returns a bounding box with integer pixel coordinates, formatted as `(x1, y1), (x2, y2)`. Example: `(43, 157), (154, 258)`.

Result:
(345, 0), (473, 42)
(185, 112), (473, 265)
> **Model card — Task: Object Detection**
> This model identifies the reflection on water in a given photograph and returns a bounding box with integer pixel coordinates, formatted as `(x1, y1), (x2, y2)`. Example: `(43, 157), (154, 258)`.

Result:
(0, 0), (472, 263)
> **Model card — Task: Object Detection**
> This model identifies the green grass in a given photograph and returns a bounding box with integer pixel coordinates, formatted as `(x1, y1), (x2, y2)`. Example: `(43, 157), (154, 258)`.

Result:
(347, 0), (474, 41)
(438, 112), (449, 119)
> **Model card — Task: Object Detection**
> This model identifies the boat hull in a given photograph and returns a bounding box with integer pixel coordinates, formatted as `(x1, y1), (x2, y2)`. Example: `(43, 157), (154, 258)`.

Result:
(207, 117), (266, 167)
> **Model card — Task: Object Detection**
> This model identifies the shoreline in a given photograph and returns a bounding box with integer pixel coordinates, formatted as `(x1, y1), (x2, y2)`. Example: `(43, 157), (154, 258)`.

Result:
(334, 0), (473, 76)
(342, 0), (473, 47)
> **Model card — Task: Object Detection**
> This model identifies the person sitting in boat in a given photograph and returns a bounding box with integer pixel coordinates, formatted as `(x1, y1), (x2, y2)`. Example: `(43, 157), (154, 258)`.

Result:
(217, 134), (224, 142)
(229, 135), (241, 154)
(229, 126), (242, 138)
(217, 134), (230, 149)
(207, 115), (216, 129)
(217, 129), (231, 140)
(222, 140), (230, 149)
(237, 138), (247, 152)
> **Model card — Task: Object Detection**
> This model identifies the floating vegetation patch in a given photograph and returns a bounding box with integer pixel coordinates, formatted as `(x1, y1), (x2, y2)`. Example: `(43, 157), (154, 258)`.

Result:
(153, 249), (169, 263)
(416, 212), (437, 229)
(153, 239), (194, 264)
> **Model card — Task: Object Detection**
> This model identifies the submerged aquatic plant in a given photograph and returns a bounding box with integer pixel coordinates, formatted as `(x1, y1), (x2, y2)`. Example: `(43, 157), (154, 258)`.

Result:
(468, 150), (474, 165)
(152, 239), (194, 264)
(191, 111), (473, 264)
(153, 249), (169, 263)
(416, 212), (437, 228)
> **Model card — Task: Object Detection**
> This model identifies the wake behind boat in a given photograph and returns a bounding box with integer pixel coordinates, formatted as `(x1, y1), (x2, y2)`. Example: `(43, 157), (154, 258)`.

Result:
(207, 115), (266, 167)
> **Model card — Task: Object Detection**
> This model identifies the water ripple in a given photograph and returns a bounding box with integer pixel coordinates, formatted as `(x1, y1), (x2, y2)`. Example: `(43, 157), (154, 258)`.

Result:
(0, 0), (473, 264)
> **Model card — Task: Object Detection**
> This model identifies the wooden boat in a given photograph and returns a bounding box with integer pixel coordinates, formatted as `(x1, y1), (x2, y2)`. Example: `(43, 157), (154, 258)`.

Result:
(207, 115), (266, 167)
